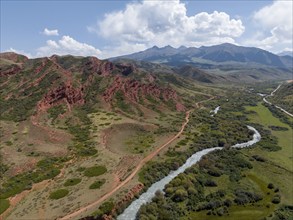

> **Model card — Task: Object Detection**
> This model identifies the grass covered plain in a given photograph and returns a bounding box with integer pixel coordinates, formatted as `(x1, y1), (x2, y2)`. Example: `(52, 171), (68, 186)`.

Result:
(244, 102), (293, 205)
(246, 103), (293, 171)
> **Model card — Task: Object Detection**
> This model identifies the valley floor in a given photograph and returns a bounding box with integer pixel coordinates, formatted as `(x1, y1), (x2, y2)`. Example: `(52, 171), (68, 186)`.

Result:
(1, 83), (292, 220)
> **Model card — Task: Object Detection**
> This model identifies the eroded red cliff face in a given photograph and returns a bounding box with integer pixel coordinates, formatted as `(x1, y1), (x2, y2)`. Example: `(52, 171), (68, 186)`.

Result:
(38, 82), (84, 111)
(102, 75), (184, 111)
(85, 58), (114, 76)
(76, 59), (185, 112)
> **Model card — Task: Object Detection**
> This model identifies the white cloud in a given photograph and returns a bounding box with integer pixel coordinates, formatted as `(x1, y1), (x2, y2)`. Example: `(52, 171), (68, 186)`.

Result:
(90, 0), (244, 57)
(8, 47), (33, 58)
(100, 42), (148, 58)
(245, 1), (293, 52)
(36, 35), (101, 57)
(42, 28), (59, 36)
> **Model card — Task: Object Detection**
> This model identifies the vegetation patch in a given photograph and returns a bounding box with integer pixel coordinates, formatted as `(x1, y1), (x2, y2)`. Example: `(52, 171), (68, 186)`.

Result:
(115, 91), (132, 113)
(92, 201), (114, 218)
(76, 167), (86, 172)
(49, 189), (69, 200)
(64, 178), (82, 186)
(47, 104), (66, 121)
(0, 199), (10, 215)
(89, 179), (106, 189)
(125, 133), (155, 154)
(84, 166), (107, 177)
(0, 157), (66, 199)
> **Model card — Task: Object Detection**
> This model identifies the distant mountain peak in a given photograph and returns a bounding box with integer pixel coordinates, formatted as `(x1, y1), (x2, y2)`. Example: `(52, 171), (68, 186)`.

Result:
(151, 45), (159, 50)
(162, 45), (174, 49)
(178, 46), (187, 50)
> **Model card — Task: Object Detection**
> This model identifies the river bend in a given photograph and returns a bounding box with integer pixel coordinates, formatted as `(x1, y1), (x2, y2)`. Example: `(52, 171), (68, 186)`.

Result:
(117, 125), (261, 220)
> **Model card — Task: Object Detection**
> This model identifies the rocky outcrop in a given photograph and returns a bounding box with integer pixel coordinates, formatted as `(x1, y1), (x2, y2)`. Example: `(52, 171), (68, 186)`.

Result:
(115, 63), (136, 76)
(103, 75), (184, 110)
(0, 64), (22, 76)
(85, 58), (114, 76)
(38, 82), (84, 111)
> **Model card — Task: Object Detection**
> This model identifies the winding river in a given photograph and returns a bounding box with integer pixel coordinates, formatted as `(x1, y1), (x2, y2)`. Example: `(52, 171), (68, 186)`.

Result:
(117, 125), (261, 220)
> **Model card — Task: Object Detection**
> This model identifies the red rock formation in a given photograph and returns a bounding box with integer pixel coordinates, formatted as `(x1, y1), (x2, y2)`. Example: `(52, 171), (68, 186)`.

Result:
(37, 82), (84, 111)
(34, 58), (50, 74)
(85, 57), (114, 76)
(0, 64), (22, 76)
(103, 75), (182, 106)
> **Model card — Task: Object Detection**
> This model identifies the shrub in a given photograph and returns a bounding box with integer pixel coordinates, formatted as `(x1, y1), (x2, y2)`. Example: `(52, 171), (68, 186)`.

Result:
(272, 195), (281, 204)
(49, 189), (69, 200)
(84, 166), (107, 177)
(252, 155), (266, 162)
(234, 189), (263, 205)
(267, 183), (274, 189)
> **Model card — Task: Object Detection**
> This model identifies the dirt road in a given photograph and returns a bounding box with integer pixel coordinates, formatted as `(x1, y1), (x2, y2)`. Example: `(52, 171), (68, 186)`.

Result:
(59, 110), (192, 220)
(263, 84), (293, 117)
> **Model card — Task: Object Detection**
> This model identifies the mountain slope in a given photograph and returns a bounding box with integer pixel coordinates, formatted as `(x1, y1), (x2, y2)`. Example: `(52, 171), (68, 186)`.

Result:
(0, 53), (188, 123)
(174, 65), (227, 83)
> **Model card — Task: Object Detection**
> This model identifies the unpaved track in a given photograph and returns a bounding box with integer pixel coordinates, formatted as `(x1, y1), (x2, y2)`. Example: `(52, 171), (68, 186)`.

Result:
(263, 84), (293, 117)
(59, 110), (192, 220)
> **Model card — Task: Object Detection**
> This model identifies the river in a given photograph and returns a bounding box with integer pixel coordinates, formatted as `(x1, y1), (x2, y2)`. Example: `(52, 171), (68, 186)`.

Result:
(117, 125), (261, 220)
(210, 106), (220, 116)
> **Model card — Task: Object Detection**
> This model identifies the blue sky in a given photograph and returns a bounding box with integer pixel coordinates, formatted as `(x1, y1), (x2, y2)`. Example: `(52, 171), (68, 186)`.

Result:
(1, 0), (292, 58)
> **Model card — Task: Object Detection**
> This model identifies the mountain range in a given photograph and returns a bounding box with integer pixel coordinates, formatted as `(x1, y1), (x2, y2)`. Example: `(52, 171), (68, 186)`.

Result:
(113, 43), (292, 68)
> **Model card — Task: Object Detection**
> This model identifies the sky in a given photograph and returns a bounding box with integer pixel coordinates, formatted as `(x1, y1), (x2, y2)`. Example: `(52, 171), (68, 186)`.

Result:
(1, 0), (292, 59)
